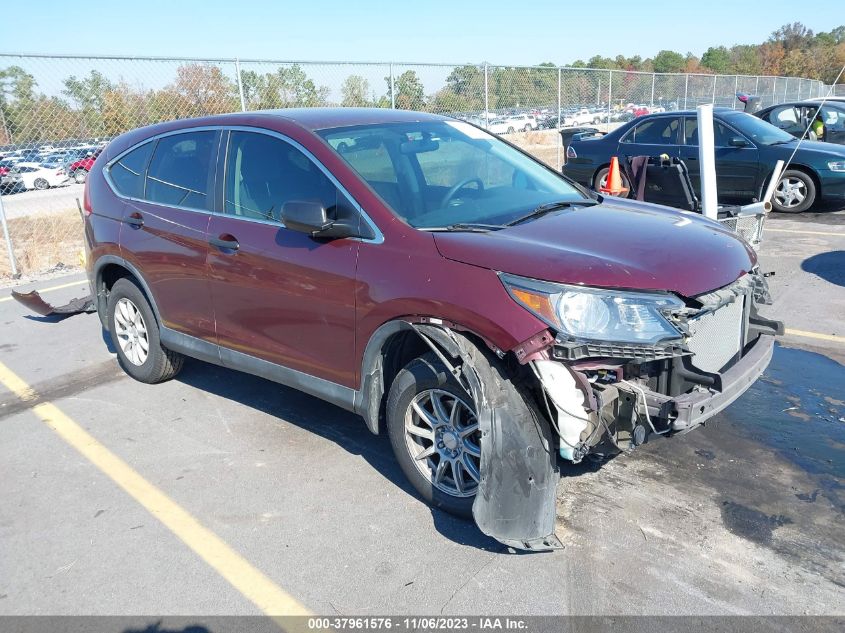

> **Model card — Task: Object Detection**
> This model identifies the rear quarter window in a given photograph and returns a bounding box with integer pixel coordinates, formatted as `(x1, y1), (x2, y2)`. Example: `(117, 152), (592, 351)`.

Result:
(108, 141), (153, 199)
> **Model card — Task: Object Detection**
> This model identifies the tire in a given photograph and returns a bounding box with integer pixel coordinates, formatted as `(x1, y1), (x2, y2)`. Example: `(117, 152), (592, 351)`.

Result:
(507, 126), (515, 134)
(523, 124), (531, 132)
(593, 166), (631, 196)
(386, 352), (481, 518)
(107, 278), (183, 383)
(72, 169), (87, 184)
(593, 117), (601, 124)
(33, 178), (49, 190)
(771, 169), (816, 213)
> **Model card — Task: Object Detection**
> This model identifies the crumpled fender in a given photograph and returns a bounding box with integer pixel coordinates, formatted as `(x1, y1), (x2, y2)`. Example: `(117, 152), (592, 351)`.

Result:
(11, 290), (96, 317)
(412, 324), (562, 551)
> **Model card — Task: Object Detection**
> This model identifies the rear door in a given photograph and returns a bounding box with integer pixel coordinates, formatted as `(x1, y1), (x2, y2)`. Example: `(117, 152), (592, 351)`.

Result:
(617, 115), (682, 162)
(118, 129), (218, 342)
(206, 129), (360, 387)
(681, 117), (759, 199)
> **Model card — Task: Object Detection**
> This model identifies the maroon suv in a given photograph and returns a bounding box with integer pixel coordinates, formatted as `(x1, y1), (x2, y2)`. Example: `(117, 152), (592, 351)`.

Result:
(83, 108), (782, 550)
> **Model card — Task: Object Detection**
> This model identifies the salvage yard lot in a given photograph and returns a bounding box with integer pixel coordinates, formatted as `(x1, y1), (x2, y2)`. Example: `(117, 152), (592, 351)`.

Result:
(0, 211), (844, 618)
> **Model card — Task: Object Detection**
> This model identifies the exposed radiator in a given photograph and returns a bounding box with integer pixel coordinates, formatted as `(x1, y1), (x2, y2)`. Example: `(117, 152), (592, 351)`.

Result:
(687, 297), (745, 373)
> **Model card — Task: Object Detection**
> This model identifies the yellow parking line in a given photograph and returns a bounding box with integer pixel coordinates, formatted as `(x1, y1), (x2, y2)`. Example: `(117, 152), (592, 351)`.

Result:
(0, 360), (312, 618)
(784, 328), (845, 344)
(0, 279), (88, 303)
(765, 227), (845, 237)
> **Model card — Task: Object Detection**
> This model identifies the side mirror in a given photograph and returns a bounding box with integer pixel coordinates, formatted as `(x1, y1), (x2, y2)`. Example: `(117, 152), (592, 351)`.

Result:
(729, 136), (749, 148)
(281, 200), (359, 239)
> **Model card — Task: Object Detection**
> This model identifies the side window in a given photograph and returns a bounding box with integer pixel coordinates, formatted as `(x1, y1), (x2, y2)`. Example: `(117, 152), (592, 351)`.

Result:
(145, 131), (215, 209)
(623, 117), (680, 144)
(771, 107), (798, 126)
(684, 118), (744, 147)
(109, 142), (153, 199)
(224, 131), (337, 222)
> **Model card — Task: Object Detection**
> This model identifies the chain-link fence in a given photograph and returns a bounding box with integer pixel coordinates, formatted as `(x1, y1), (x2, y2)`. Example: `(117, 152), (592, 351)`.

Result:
(0, 53), (838, 279)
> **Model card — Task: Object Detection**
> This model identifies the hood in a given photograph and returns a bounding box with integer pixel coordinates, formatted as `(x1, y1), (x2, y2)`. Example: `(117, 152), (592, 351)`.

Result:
(771, 138), (845, 160)
(432, 198), (756, 298)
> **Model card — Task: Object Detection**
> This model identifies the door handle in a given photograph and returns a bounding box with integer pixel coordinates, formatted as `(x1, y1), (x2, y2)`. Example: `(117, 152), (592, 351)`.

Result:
(124, 212), (144, 228)
(209, 235), (239, 251)
(683, 155), (698, 161)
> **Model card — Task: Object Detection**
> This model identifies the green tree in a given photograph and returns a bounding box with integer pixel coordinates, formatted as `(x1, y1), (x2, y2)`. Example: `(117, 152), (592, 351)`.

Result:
(340, 75), (371, 107)
(701, 46), (731, 74)
(652, 50), (686, 73)
(386, 70), (424, 110)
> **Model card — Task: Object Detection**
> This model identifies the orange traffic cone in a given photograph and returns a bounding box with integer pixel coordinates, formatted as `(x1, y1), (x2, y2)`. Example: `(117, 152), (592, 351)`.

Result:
(599, 156), (629, 196)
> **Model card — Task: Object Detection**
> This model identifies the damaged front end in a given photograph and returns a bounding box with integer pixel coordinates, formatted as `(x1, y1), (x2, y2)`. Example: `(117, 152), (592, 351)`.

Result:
(525, 269), (782, 463)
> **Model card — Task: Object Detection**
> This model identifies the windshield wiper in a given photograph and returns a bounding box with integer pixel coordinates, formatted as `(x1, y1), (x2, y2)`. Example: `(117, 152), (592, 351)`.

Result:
(505, 200), (596, 227)
(422, 222), (505, 232)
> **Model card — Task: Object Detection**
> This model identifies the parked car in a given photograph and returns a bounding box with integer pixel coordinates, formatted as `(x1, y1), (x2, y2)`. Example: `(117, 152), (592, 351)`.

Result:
(563, 108), (603, 126)
(484, 117), (516, 134)
(755, 101), (845, 145)
(504, 113), (538, 131)
(67, 148), (102, 183)
(84, 109), (781, 548)
(14, 161), (69, 190)
(563, 109), (845, 213)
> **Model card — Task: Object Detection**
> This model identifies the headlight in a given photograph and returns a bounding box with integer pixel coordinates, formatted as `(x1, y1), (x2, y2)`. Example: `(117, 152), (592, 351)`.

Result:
(828, 161), (845, 172)
(501, 273), (684, 345)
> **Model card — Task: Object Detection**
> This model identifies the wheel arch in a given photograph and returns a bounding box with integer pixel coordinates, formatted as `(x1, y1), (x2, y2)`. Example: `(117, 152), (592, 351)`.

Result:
(93, 256), (160, 330)
(354, 319), (501, 435)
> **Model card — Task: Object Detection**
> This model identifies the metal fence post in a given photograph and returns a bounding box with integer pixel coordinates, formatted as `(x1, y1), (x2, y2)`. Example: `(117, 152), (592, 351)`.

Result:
(650, 73), (655, 106)
(484, 63), (489, 127)
(607, 70), (612, 124)
(733, 75), (738, 106)
(683, 74), (689, 109)
(557, 67), (562, 169)
(389, 63), (396, 109)
(712, 75), (717, 105)
(235, 58), (246, 112)
(0, 193), (17, 277)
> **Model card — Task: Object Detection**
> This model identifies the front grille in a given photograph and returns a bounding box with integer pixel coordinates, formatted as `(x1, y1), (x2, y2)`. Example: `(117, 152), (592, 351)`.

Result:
(686, 298), (745, 373)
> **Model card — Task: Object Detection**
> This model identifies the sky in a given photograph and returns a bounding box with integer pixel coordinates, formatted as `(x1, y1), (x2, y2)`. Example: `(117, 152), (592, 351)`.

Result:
(0, 0), (833, 66)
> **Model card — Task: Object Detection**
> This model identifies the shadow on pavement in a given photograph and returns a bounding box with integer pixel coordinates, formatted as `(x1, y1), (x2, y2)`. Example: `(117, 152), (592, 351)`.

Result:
(801, 250), (845, 288)
(174, 358), (505, 552)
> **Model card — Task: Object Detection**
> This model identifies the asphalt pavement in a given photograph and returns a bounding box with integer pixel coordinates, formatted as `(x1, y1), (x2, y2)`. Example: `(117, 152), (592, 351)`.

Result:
(0, 211), (843, 619)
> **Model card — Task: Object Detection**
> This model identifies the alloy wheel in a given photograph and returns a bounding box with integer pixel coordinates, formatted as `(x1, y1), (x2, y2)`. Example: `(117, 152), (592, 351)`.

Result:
(404, 388), (481, 498)
(114, 297), (149, 366)
(774, 176), (806, 209)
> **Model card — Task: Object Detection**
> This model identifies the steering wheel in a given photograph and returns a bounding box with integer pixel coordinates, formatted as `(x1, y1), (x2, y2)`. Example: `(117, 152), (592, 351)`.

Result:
(439, 178), (484, 208)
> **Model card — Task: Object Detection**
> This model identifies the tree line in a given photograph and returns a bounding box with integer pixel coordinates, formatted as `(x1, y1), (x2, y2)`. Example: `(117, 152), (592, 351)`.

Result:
(0, 22), (841, 145)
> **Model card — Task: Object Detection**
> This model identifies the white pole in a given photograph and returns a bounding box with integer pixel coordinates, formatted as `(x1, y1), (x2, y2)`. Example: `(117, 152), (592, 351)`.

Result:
(763, 160), (785, 205)
(697, 104), (718, 220)
(0, 193), (17, 277)
(235, 59), (246, 112)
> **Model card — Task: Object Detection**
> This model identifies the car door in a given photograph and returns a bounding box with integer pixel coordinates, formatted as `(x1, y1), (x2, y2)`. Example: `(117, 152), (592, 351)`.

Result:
(681, 117), (760, 199)
(820, 105), (845, 145)
(206, 129), (360, 387)
(617, 115), (682, 162)
(760, 105), (804, 138)
(116, 130), (218, 342)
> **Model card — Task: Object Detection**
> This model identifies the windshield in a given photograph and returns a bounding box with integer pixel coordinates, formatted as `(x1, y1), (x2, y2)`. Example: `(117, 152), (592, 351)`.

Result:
(318, 120), (588, 229)
(723, 111), (795, 145)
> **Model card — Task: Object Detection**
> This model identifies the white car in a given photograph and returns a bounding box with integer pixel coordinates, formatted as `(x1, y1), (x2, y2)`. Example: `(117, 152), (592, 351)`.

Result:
(485, 118), (517, 134)
(14, 161), (70, 190)
(504, 114), (538, 131)
(563, 108), (604, 127)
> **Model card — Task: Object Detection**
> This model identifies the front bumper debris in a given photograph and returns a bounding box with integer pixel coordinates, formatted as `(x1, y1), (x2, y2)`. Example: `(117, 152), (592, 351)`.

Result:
(640, 333), (775, 431)
(11, 290), (96, 317)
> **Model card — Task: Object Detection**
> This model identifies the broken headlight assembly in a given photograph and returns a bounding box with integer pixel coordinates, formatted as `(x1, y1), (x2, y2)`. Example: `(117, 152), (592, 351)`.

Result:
(500, 273), (685, 346)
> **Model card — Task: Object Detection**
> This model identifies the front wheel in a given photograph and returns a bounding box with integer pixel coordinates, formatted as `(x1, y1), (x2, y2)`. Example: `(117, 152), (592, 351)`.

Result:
(387, 353), (482, 518)
(33, 178), (49, 190)
(772, 170), (816, 213)
(72, 169), (87, 184)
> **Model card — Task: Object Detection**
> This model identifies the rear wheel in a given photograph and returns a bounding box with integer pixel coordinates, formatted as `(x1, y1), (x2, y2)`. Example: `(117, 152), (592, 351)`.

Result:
(72, 169), (87, 184)
(507, 126), (515, 134)
(523, 124), (532, 132)
(33, 178), (49, 190)
(772, 170), (815, 213)
(107, 278), (183, 383)
(594, 166), (631, 196)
